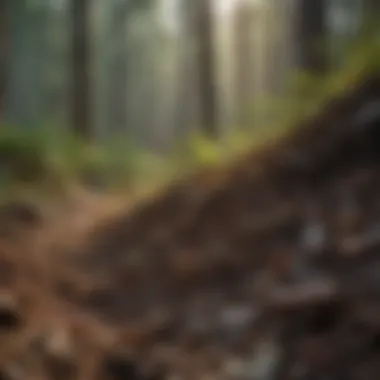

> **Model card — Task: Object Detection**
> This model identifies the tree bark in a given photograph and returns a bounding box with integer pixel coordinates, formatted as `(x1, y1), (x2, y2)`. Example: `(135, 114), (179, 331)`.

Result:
(367, 0), (380, 12)
(194, 0), (219, 138)
(173, 0), (199, 139)
(0, 0), (8, 121)
(233, 0), (254, 128)
(3, 0), (48, 127)
(364, 0), (380, 27)
(106, 10), (127, 136)
(71, 0), (92, 138)
(296, 0), (327, 73)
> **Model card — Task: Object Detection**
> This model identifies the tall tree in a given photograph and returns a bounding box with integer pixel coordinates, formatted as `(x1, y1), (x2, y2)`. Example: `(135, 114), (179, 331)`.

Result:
(233, 0), (254, 128)
(173, 0), (200, 139)
(0, 0), (8, 121)
(194, 0), (219, 138)
(71, 0), (92, 137)
(367, 0), (380, 12)
(104, 0), (130, 137)
(296, 0), (328, 72)
(3, 0), (49, 127)
(45, 0), (70, 126)
(364, 0), (380, 26)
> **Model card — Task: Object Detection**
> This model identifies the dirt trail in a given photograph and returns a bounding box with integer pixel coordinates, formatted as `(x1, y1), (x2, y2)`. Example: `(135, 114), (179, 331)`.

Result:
(1, 73), (380, 379)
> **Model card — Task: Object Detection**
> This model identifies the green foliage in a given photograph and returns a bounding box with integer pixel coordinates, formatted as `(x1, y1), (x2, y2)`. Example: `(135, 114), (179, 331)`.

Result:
(186, 132), (223, 167)
(251, 28), (380, 139)
(0, 125), (173, 198)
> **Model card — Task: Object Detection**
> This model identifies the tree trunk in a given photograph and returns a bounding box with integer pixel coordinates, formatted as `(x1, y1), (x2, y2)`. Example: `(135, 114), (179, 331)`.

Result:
(71, 0), (92, 138)
(173, 0), (199, 139)
(364, 0), (380, 27)
(0, 0), (8, 121)
(104, 1), (130, 137)
(3, 0), (48, 127)
(194, 0), (219, 138)
(367, 0), (380, 12)
(233, 0), (254, 128)
(296, 0), (327, 72)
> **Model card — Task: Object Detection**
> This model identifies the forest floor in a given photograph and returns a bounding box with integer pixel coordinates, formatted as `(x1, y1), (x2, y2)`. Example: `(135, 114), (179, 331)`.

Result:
(1, 72), (380, 380)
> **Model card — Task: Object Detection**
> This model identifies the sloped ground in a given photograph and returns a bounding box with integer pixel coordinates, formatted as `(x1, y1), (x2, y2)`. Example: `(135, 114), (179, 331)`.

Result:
(1, 73), (380, 380)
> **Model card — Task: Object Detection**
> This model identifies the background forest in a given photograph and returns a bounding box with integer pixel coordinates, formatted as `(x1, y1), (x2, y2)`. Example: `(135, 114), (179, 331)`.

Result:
(0, 0), (379, 196)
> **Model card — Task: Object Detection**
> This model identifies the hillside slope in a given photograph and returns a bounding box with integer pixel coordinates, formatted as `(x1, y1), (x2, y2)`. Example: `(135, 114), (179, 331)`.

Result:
(1, 72), (380, 379)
